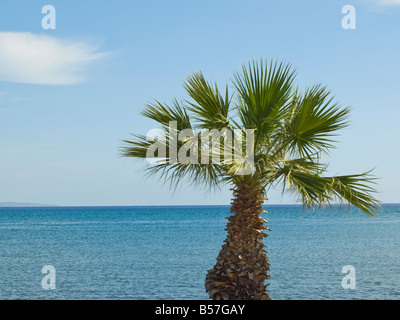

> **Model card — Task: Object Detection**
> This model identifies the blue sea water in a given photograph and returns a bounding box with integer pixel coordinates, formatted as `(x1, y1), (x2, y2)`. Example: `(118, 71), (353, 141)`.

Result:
(0, 204), (399, 300)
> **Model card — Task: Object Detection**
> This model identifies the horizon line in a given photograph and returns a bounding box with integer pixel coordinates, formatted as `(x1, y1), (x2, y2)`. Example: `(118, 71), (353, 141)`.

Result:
(0, 202), (398, 208)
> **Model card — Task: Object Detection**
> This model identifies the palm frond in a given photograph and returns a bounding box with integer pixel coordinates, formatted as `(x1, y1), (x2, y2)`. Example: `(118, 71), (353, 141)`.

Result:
(122, 126), (231, 191)
(184, 72), (232, 129)
(144, 160), (228, 193)
(121, 133), (158, 159)
(283, 85), (350, 158)
(233, 59), (296, 141)
(141, 99), (192, 131)
(328, 171), (380, 217)
(277, 161), (380, 216)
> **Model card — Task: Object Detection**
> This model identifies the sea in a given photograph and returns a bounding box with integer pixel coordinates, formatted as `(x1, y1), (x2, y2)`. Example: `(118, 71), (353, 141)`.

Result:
(0, 204), (399, 300)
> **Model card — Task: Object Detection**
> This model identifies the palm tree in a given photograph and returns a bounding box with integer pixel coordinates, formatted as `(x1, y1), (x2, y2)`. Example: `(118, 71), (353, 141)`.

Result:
(121, 59), (379, 300)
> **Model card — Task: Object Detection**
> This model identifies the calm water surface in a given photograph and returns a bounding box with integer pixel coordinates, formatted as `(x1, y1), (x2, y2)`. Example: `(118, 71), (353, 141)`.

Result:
(0, 204), (399, 299)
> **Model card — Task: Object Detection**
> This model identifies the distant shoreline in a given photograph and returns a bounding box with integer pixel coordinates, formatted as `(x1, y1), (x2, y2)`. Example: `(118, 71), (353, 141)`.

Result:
(0, 202), (57, 207)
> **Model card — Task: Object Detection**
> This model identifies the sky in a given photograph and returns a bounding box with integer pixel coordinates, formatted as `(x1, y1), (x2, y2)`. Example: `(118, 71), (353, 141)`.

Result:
(0, 0), (399, 206)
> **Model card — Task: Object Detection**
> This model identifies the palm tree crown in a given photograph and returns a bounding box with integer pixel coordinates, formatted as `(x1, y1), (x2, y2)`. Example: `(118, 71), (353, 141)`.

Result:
(122, 59), (379, 216)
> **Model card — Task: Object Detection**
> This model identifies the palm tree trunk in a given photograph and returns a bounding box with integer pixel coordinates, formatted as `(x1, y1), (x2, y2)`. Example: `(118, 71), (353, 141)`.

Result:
(205, 183), (271, 300)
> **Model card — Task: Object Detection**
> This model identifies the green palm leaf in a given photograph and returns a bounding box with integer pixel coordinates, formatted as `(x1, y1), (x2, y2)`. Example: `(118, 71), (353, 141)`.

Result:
(233, 59), (296, 139)
(283, 85), (350, 158)
(184, 72), (231, 129)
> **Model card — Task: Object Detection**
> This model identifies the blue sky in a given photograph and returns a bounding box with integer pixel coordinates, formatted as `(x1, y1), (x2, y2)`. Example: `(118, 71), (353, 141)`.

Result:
(0, 0), (399, 205)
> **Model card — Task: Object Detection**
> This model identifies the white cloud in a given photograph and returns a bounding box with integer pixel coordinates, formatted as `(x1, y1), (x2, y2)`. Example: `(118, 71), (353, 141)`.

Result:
(0, 32), (107, 85)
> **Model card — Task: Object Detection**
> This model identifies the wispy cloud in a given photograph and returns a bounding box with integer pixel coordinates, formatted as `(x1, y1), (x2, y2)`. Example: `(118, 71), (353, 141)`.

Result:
(0, 32), (108, 85)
